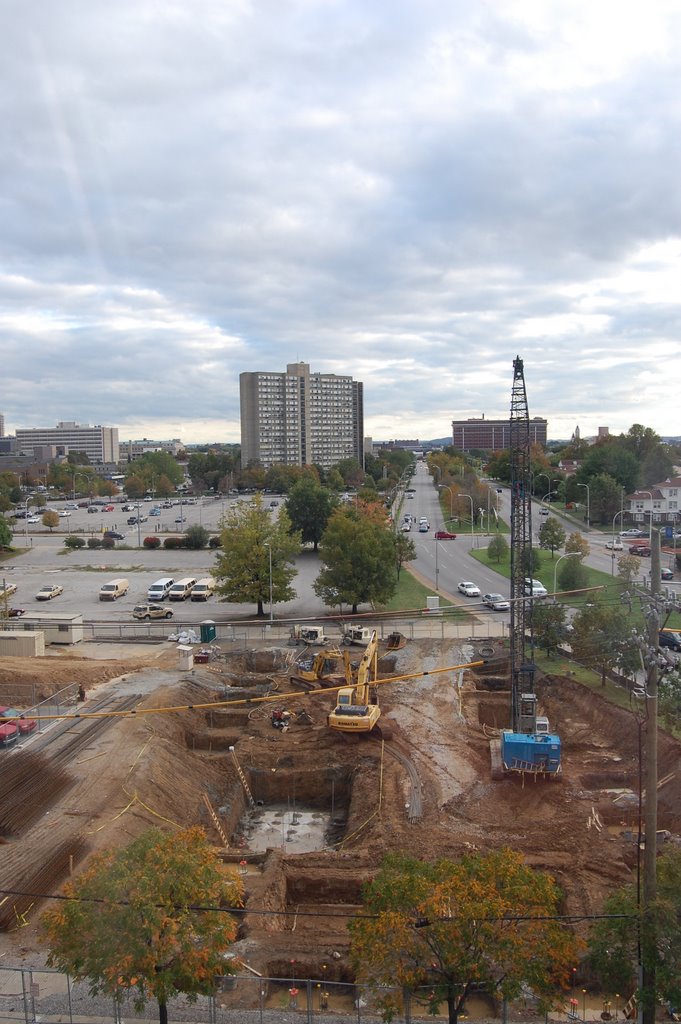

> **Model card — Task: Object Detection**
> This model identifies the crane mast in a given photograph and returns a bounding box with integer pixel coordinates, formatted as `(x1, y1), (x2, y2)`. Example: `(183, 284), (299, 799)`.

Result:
(509, 356), (536, 733)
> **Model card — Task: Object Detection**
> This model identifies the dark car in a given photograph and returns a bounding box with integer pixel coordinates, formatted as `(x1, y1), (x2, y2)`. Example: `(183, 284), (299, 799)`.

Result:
(127, 516), (138, 525)
(659, 631), (681, 652)
(629, 544), (651, 556)
(434, 530), (457, 540)
(104, 530), (124, 541)
(661, 567), (674, 581)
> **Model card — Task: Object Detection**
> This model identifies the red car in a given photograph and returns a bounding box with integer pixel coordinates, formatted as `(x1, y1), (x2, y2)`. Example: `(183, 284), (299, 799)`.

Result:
(0, 707), (37, 735)
(103, 504), (115, 512)
(629, 544), (651, 556)
(435, 531), (457, 540)
(0, 721), (18, 747)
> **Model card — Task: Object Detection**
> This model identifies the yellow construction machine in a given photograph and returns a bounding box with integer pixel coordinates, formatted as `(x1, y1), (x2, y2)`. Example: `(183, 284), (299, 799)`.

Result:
(290, 647), (351, 690)
(327, 630), (385, 735)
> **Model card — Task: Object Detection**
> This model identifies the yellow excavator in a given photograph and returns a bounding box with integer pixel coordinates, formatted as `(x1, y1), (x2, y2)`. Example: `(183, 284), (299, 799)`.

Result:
(290, 647), (351, 690)
(327, 630), (385, 735)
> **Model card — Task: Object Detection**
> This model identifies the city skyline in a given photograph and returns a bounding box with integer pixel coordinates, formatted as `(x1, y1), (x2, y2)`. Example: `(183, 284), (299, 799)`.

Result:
(3, 2), (680, 444)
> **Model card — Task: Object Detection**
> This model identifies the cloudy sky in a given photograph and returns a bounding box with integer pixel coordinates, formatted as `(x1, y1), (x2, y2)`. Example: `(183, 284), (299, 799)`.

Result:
(2, 0), (681, 446)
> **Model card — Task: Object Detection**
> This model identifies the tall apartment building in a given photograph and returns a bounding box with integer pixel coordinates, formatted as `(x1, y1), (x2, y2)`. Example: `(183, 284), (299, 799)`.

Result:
(240, 362), (364, 471)
(452, 415), (548, 452)
(15, 422), (119, 464)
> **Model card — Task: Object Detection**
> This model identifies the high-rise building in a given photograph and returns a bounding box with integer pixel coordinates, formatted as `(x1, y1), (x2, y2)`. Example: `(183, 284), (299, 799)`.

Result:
(15, 422), (119, 464)
(451, 415), (547, 452)
(240, 362), (364, 471)
(0, 413), (5, 437)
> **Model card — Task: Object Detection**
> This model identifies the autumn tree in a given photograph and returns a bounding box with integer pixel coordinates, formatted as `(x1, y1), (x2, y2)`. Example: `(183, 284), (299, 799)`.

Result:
(618, 554), (643, 586)
(286, 477), (337, 550)
(487, 534), (509, 564)
(213, 493), (299, 616)
(42, 510), (59, 531)
(41, 827), (243, 1024)
(565, 532), (590, 559)
(314, 506), (397, 614)
(349, 849), (579, 1024)
(538, 519), (566, 557)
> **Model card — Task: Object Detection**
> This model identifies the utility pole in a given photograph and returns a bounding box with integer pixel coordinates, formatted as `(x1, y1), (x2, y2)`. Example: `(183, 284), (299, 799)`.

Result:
(641, 528), (659, 1024)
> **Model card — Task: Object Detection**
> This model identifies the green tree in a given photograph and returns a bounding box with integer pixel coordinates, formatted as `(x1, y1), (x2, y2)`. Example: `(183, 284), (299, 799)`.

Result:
(486, 534), (509, 564)
(213, 494), (299, 616)
(188, 449), (238, 494)
(589, 472), (626, 525)
(64, 535), (86, 550)
(538, 519), (566, 557)
(41, 827), (243, 1024)
(125, 475), (146, 499)
(565, 532), (590, 559)
(155, 474), (175, 498)
(534, 603), (569, 657)
(349, 849), (579, 1024)
(286, 478), (337, 551)
(314, 507), (398, 614)
(128, 452), (184, 489)
(0, 516), (12, 549)
(393, 530), (416, 579)
(183, 525), (210, 550)
(588, 846), (681, 1013)
(326, 468), (344, 492)
(570, 598), (636, 685)
(42, 510), (59, 532)
(557, 555), (589, 593)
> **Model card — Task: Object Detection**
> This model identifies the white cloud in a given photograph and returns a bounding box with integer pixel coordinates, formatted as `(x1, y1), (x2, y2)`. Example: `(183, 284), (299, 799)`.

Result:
(1, 0), (680, 443)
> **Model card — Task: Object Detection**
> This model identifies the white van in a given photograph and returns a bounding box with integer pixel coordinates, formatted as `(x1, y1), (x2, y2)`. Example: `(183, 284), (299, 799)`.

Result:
(168, 577), (197, 601)
(190, 577), (215, 601)
(147, 577), (175, 602)
(99, 578), (129, 601)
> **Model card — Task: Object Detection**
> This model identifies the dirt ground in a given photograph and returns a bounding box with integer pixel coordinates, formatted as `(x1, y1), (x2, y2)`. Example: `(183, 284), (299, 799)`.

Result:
(2, 636), (679, 994)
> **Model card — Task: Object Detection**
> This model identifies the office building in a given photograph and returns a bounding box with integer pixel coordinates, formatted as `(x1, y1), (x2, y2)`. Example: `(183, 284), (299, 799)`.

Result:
(240, 362), (364, 471)
(16, 422), (119, 464)
(451, 415), (548, 452)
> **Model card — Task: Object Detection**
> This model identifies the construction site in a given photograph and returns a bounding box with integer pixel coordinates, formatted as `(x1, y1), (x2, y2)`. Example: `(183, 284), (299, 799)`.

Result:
(1, 358), (677, 1020)
(1, 629), (680, 1017)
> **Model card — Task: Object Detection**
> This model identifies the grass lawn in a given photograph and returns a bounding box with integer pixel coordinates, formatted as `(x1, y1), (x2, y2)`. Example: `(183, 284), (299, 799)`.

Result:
(379, 567), (467, 616)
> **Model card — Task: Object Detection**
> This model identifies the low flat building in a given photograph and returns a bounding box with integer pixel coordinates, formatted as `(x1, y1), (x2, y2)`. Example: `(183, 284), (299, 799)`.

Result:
(16, 422), (119, 464)
(452, 416), (548, 452)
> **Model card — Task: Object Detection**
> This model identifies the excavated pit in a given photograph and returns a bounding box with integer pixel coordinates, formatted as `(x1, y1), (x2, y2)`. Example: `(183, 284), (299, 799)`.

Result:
(239, 765), (352, 853)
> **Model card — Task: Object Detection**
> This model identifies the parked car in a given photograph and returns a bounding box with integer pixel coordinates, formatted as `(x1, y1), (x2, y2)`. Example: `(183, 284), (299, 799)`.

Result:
(7, 608), (25, 617)
(0, 721), (18, 747)
(58, 510), (71, 518)
(77, 500), (90, 508)
(132, 603), (174, 620)
(482, 593), (510, 611)
(0, 707), (37, 735)
(103, 531), (125, 541)
(629, 544), (651, 556)
(0, 582), (18, 597)
(401, 523), (411, 532)
(457, 581), (481, 597)
(103, 504), (115, 512)
(659, 631), (681, 652)
(605, 539), (623, 551)
(435, 531), (457, 540)
(127, 516), (138, 525)
(35, 584), (63, 600)
(523, 578), (548, 598)
(149, 508), (161, 516)
(26, 516), (40, 524)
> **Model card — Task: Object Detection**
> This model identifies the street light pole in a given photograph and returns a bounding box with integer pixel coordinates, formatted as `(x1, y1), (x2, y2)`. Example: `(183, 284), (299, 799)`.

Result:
(435, 537), (439, 591)
(264, 542), (273, 622)
(578, 483), (590, 527)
